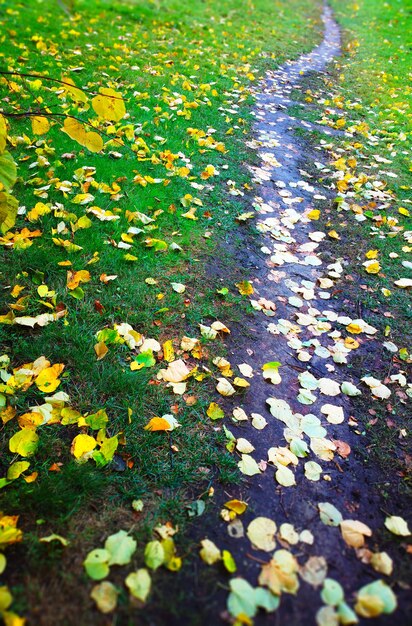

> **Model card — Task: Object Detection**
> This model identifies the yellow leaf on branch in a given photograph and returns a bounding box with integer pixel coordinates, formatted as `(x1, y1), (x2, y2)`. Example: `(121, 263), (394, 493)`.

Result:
(92, 88), (126, 122)
(32, 116), (50, 135)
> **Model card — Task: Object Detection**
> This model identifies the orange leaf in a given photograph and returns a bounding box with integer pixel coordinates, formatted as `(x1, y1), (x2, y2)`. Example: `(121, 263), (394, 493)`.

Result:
(144, 417), (171, 431)
(23, 471), (38, 483)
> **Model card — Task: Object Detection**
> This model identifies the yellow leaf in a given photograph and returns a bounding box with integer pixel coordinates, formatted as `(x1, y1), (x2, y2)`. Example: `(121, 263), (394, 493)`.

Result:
(83, 131), (104, 153)
(67, 270), (91, 290)
(162, 340), (175, 362)
(258, 550), (299, 595)
(370, 552), (393, 576)
(0, 515), (23, 548)
(74, 215), (92, 231)
(0, 191), (18, 234)
(363, 260), (381, 274)
(0, 114), (7, 154)
(262, 362), (281, 384)
(10, 284), (25, 298)
(355, 580), (397, 618)
(37, 284), (48, 298)
(53, 238), (83, 252)
(2, 611), (26, 626)
(72, 193), (95, 205)
(344, 337), (360, 349)
(9, 429), (39, 457)
(199, 539), (221, 565)
(35, 363), (64, 393)
(236, 280), (254, 296)
(0, 586), (12, 612)
(307, 209), (320, 220)
(17, 412), (43, 429)
(224, 500), (248, 515)
(181, 206), (198, 220)
(233, 377), (250, 388)
(274, 464), (296, 486)
(177, 166), (190, 177)
(365, 249), (378, 259)
(61, 77), (88, 104)
(247, 517), (277, 552)
(94, 342), (108, 360)
(92, 88), (126, 122)
(0, 152), (17, 191)
(346, 323), (362, 334)
(144, 416), (174, 432)
(62, 117), (86, 144)
(90, 581), (118, 614)
(207, 402), (224, 420)
(71, 434), (97, 459)
(327, 230), (340, 239)
(1, 406), (16, 425)
(7, 461), (30, 480)
(39, 534), (69, 546)
(333, 157), (347, 171)
(32, 116), (50, 135)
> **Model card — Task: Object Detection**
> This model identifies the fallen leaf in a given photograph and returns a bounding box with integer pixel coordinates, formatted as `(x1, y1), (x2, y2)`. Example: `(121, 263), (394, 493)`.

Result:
(224, 500), (248, 515)
(199, 539), (221, 565)
(90, 581), (118, 614)
(355, 580), (397, 618)
(9, 429), (39, 458)
(238, 454), (261, 476)
(216, 378), (236, 396)
(105, 530), (136, 566)
(262, 361), (282, 384)
(299, 556), (328, 588)
(340, 519), (372, 548)
(206, 402), (224, 420)
(247, 517), (277, 552)
(144, 540), (165, 570)
(125, 569), (151, 603)
(318, 503), (343, 527)
(384, 515), (410, 537)
(83, 549), (110, 580)
(144, 414), (180, 432)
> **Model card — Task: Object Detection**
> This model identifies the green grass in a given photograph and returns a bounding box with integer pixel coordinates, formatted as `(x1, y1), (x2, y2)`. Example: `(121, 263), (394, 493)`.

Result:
(325, 0), (412, 335)
(287, 0), (411, 495)
(0, 0), (323, 622)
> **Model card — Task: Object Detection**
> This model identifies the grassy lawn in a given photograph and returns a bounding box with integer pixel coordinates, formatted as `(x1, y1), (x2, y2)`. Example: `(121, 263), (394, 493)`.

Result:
(0, 0), (323, 622)
(289, 0), (411, 491)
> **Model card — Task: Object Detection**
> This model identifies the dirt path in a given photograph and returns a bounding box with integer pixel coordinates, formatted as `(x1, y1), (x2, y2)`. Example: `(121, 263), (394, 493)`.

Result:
(199, 6), (408, 625)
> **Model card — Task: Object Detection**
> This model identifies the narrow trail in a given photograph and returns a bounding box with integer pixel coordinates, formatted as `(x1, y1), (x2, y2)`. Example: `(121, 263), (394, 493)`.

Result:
(204, 6), (405, 625)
